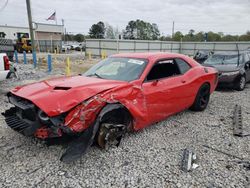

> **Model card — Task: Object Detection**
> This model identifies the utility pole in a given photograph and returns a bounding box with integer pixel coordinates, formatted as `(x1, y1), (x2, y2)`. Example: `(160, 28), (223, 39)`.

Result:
(62, 19), (66, 42)
(26, 0), (35, 52)
(172, 21), (175, 39)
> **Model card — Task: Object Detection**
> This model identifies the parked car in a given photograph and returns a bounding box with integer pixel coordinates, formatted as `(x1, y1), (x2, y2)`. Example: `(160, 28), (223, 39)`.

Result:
(203, 51), (250, 90)
(2, 52), (218, 162)
(61, 45), (71, 52)
(70, 44), (79, 50)
(0, 53), (10, 81)
(75, 43), (86, 51)
(193, 50), (213, 64)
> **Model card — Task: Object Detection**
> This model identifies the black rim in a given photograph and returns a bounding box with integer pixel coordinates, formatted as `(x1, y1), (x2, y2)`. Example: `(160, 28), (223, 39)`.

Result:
(199, 87), (209, 108)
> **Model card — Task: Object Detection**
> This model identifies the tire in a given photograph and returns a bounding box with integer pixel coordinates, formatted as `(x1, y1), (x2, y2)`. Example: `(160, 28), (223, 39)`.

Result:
(190, 83), (210, 111)
(234, 75), (246, 91)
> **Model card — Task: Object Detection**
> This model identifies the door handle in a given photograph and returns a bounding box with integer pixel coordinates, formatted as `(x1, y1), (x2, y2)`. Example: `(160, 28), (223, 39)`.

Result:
(181, 80), (186, 83)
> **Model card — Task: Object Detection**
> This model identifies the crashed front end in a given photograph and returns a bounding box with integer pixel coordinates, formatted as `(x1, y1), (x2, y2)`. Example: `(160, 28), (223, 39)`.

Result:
(2, 92), (104, 140)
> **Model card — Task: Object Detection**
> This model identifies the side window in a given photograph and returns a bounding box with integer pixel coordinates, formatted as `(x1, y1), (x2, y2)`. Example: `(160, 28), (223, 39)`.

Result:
(146, 59), (181, 81)
(175, 58), (191, 74)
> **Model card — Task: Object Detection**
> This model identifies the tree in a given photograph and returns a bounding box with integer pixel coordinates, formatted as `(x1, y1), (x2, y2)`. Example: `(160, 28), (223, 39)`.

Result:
(73, 34), (85, 42)
(123, 19), (160, 40)
(151, 23), (160, 40)
(105, 23), (116, 39)
(188, 29), (195, 37)
(194, 32), (205, 42)
(239, 31), (250, 41)
(89, 21), (105, 39)
(207, 31), (221, 41)
(221, 35), (238, 41)
(172, 31), (184, 41)
(64, 34), (74, 41)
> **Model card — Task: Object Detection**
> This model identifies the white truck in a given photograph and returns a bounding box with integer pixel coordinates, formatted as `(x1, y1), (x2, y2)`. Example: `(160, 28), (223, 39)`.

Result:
(0, 53), (10, 81)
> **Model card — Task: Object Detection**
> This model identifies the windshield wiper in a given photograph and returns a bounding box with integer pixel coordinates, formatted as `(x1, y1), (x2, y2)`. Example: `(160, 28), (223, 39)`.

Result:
(87, 73), (103, 79)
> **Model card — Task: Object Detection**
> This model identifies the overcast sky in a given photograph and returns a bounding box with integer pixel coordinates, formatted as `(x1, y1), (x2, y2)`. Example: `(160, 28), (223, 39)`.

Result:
(0, 0), (249, 35)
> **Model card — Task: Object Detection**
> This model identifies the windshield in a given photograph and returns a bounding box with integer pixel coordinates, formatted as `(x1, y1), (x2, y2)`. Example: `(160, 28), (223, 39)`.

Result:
(204, 54), (242, 65)
(84, 57), (148, 81)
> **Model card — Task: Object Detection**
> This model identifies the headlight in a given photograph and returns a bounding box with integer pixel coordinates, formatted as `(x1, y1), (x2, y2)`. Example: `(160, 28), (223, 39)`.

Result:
(221, 71), (239, 76)
(38, 109), (49, 121)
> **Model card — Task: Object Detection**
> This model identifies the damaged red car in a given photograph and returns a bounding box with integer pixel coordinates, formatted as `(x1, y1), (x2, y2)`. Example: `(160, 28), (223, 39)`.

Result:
(2, 52), (218, 162)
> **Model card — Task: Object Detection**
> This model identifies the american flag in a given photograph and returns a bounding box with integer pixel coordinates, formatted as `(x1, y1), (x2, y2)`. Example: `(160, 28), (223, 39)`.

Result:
(46, 12), (56, 21)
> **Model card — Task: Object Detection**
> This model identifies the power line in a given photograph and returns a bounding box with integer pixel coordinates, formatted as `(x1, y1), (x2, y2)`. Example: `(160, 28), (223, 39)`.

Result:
(0, 0), (8, 12)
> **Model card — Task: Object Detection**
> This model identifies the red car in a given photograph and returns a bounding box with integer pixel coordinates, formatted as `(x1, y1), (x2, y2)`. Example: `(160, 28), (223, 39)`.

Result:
(3, 52), (218, 162)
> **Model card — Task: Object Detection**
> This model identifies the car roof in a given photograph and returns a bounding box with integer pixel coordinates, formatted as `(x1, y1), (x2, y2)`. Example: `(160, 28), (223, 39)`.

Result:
(212, 51), (249, 56)
(110, 52), (186, 60)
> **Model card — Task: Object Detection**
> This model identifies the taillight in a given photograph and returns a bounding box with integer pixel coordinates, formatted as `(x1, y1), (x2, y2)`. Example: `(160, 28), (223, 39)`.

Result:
(3, 56), (10, 70)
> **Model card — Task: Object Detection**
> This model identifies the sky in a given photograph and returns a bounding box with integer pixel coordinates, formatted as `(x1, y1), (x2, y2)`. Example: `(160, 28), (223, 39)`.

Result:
(0, 0), (249, 36)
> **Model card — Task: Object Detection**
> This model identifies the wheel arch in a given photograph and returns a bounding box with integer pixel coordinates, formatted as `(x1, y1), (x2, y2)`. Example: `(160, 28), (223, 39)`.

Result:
(98, 102), (134, 131)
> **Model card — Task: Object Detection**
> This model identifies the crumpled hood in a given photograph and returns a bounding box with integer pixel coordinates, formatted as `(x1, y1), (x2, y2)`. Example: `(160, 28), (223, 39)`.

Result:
(10, 76), (126, 116)
(203, 64), (240, 72)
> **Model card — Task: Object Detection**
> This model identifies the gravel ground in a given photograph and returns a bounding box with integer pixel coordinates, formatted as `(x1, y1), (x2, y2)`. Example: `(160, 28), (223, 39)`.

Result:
(0, 64), (249, 188)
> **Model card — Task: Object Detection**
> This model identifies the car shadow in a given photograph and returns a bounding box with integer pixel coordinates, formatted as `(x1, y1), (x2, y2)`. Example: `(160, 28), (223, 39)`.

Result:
(216, 84), (249, 93)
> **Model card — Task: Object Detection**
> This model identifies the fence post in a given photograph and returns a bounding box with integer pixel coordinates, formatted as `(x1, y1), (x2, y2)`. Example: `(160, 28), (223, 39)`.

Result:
(99, 40), (101, 57)
(66, 57), (71, 76)
(14, 50), (18, 63)
(47, 54), (52, 73)
(116, 39), (119, 53)
(88, 51), (92, 60)
(23, 51), (27, 64)
(32, 51), (37, 68)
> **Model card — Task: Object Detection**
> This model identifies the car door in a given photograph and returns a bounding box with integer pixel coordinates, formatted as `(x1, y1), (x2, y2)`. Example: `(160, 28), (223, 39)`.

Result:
(141, 59), (192, 124)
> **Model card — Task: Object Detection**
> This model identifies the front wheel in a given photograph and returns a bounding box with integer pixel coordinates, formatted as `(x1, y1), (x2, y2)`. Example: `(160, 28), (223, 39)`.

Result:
(190, 83), (210, 111)
(235, 75), (246, 91)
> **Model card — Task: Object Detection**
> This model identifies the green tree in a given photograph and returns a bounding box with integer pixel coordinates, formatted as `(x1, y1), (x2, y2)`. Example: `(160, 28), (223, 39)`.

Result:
(89, 21), (105, 39)
(73, 34), (85, 42)
(194, 32), (205, 42)
(221, 35), (238, 41)
(207, 31), (221, 41)
(239, 31), (250, 41)
(172, 31), (184, 41)
(123, 19), (160, 40)
(188, 29), (195, 37)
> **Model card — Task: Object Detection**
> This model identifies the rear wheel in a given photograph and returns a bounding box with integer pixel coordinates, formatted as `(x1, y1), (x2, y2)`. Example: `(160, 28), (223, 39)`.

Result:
(190, 83), (210, 111)
(235, 75), (246, 91)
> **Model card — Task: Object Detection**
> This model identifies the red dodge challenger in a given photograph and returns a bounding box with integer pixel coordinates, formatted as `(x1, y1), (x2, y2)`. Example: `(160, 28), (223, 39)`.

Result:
(3, 52), (218, 162)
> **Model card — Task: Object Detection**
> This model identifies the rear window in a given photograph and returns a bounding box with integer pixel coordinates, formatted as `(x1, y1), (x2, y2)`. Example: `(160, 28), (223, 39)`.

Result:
(204, 54), (243, 65)
(175, 58), (191, 74)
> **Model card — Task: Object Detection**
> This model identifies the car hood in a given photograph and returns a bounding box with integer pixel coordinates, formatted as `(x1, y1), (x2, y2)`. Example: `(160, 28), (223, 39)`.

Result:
(10, 76), (126, 116)
(203, 64), (240, 72)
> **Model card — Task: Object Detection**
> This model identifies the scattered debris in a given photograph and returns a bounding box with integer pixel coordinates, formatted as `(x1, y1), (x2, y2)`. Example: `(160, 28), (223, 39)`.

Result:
(233, 104), (250, 137)
(233, 104), (243, 136)
(181, 148), (199, 172)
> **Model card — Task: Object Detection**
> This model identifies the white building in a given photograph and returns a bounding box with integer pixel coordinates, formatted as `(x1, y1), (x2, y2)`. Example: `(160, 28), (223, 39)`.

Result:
(0, 23), (64, 52)
(0, 23), (63, 41)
